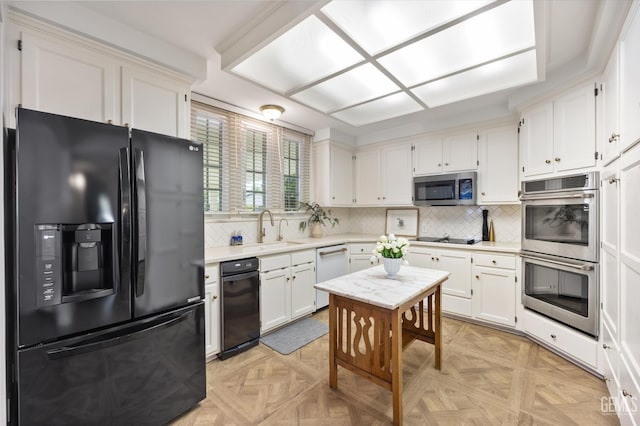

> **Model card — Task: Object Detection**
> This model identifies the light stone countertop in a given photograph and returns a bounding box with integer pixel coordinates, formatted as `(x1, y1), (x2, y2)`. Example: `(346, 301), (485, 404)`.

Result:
(314, 264), (450, 310)
(205, 233), (521, 264)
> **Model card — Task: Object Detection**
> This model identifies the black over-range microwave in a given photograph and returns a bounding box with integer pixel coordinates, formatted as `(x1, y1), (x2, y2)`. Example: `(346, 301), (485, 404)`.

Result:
(413, 172), (477, 206)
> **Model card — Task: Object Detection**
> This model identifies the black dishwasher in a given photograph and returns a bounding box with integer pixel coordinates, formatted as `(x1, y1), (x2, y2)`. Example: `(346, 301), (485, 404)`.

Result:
(220, 257), (260, 359)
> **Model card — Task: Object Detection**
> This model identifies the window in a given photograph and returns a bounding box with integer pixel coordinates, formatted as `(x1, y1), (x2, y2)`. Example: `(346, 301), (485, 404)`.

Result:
(283, 137), (300, 211)
(192, 112), (223, 212)
(245, 128), (267, 210)
(191, 100), (311, 213)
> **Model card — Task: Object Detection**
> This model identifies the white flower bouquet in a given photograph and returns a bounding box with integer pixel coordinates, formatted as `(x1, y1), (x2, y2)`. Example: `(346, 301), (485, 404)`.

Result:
(370, 234), (410, 264)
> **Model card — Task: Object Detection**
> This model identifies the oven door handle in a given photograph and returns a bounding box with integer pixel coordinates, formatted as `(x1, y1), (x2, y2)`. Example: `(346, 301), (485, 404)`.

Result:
(521, 254), (594, 271)
(519, 193), (594, 201)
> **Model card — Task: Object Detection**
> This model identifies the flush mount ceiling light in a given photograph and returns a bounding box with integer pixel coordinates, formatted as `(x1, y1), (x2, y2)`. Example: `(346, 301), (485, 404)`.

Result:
(227, 0), (539, 127)
(259, 104), (285, 121)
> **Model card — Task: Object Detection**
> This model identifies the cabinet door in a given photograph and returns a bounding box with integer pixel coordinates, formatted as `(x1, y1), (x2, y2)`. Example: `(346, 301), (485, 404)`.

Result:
(122, 66), (189, 138)
(437, 249), (472, 298)
(478, 125), (519, 204)
(444, 132), (478, 172)
(21, 32), (118, 124)
(330, 145), (354, 206)
(620, 4), (640, 152)
(381, 144), (413, 205)
(204, 283), (220, 356)
(413, 137), (443, 175)
(521, 103), (554, 177)
(349, 255), (376, 273)
(472, 266), (516, 327)
(291, 262), (316, 319)
(602, 44), (621, 166)
(405, 248), (437, 269)
(354, 150), (380, 205)
(260, 268), (290, 333)
(601, 169), (620, 339)
(619, 145), (640, 385)
(553, 84), (597, 172)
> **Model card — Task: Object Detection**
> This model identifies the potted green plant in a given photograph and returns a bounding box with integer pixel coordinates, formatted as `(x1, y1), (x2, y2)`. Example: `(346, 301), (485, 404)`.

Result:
(298, 202), (339, 238)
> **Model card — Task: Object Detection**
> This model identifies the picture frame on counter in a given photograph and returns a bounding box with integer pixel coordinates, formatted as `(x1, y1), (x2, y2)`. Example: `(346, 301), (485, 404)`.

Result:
(385, 208), (419, 237)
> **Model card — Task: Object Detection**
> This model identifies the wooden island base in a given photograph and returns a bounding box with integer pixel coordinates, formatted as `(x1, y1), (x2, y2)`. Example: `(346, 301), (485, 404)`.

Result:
(328, 284), (442, 426)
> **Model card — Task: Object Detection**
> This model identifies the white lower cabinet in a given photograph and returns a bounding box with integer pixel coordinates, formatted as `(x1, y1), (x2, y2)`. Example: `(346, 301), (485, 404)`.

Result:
(349, 243), (378, 273)
(522, 308), (598, 369)
(406, 246), (472, 317)
(204, 264), (220, 358)
(471, 252), (517, 327)
(260, 250), (316, 334)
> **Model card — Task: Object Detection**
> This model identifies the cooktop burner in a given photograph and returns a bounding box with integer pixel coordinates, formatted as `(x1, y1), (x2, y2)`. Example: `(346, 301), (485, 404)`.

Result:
(415, 237), (478, 245)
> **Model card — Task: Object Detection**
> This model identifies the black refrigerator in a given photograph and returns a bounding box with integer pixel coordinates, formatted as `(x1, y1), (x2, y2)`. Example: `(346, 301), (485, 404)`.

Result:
(4, 108), (206, 425)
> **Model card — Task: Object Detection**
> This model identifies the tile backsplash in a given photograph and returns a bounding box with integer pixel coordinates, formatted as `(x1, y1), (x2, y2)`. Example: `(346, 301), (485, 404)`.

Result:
(204, 205), (520, 248)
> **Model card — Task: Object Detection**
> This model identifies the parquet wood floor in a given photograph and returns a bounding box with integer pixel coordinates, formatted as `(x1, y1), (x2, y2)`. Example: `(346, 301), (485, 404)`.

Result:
(173, 310), (618, 425)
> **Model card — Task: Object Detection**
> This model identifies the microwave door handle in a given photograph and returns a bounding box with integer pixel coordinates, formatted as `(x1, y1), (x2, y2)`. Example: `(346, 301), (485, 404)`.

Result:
(519, 193), (594, 201)
(521, 254), (594, 271)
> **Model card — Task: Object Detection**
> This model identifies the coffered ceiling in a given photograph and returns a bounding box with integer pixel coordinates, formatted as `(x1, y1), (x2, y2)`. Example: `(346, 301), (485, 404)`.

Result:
(10, 0), (632, 141)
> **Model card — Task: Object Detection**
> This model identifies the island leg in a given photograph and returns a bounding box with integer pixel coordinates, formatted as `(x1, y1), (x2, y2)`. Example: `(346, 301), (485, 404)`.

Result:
(391, 307), (403, 425)
(329, 293), (338, 389)
(435, 285), (442, 370)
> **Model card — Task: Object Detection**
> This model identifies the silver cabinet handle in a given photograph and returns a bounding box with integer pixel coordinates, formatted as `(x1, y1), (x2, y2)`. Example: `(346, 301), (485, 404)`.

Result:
(609, 133), (620, 143)
(550, 334), (557, 339)
(545, 159), (551, 164)
(520, 192), (594, 201)
(603, 343), (611, 350)
(212, 295), (218, 300)
(521, 254), (594, 271)
(555, 157), (561, 162)
(319, 248), (348, 256)
(623, 389), (633, 398)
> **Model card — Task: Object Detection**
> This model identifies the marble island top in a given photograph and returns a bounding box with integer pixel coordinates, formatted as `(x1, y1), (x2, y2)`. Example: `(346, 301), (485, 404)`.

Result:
(314, 265), (450, 310)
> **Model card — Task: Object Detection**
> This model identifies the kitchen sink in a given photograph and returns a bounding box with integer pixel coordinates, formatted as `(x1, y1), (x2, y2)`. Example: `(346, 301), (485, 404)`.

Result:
(415, 236), (477, 245)
(236, 241), (304, 253)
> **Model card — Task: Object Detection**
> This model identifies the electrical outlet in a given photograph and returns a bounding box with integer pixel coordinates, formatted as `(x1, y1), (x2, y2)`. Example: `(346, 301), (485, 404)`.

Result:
(421, 223), (427, 233)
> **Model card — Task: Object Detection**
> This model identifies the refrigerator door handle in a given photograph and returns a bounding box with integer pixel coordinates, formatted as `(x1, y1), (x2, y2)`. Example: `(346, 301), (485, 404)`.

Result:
(45, 309), (191, 360)
(133, 148), (147, 297)
(119, 147), (132, 299)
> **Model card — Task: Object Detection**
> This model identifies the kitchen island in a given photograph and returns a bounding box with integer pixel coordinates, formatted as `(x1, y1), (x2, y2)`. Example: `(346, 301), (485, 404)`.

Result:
(315, 265), (450, 425)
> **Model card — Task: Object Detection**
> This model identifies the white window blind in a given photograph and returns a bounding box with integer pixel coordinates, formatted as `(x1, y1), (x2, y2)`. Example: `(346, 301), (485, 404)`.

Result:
(191, 101), (311, 213)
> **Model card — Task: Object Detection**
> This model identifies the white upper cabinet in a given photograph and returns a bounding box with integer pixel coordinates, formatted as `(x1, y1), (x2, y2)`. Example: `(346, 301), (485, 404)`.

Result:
(21, 32), (118, 124)
(354, 149), (381, 205)
(380, 144), (413, 205)
(413, 132), (478, 175)
(413, 137), (443, 175)
(121, 66), (189, 138)
(354, 144), (412, 206)
(520, 83), (597, 179)
(478, 125), (519, 204)
(620, 3), (640, 153)
(15, 27), (192, 138)
(601, 44), (621, 166)
(313, 142), (354, 207)
(444, 132), (479, 173)
(553, 84), (597, 172)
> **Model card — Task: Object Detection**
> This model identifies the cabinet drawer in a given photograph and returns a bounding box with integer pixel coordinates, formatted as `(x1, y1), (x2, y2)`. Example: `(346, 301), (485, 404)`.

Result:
(523, 309), (597, 367)
(473, 252), (515, 269)
(291, 249), (315, 266)
(620, 353), (640, 425)
(349, 243), (375, 254)
(205, 265), (219, 284)
(260, 254), (290, 272)
(602, 320), (621, 388)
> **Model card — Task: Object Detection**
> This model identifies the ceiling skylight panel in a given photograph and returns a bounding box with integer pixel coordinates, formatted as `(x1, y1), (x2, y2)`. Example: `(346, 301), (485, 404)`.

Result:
(231, 16), (363, 93)
(331, 92), (423, 126)
(411, 49), (538, 107)
(378, 0), (535, 87)
(291, 64), (400, 113)
(321, 0), (491, 55)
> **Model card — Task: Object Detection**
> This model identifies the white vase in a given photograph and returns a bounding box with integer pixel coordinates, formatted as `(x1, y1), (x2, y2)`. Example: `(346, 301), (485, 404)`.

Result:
(310, 222), (323, 238)
(383, 257), (402, 278)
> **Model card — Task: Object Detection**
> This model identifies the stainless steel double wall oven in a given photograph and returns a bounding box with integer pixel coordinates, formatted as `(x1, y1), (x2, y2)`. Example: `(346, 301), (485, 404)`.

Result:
(520, 172), (600, 337)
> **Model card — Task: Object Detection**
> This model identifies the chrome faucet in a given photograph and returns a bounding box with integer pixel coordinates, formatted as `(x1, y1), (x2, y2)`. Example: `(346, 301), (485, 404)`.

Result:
(258, 209), (274, 243)
(277, 218), (289, 241)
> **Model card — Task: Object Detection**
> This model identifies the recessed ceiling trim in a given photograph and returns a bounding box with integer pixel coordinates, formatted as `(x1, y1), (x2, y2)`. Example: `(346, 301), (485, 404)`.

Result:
(326, 89), (405, 115)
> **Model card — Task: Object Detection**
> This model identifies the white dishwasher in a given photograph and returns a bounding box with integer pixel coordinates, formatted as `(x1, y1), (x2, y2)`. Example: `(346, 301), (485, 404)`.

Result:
(315, 244), (349, 309)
